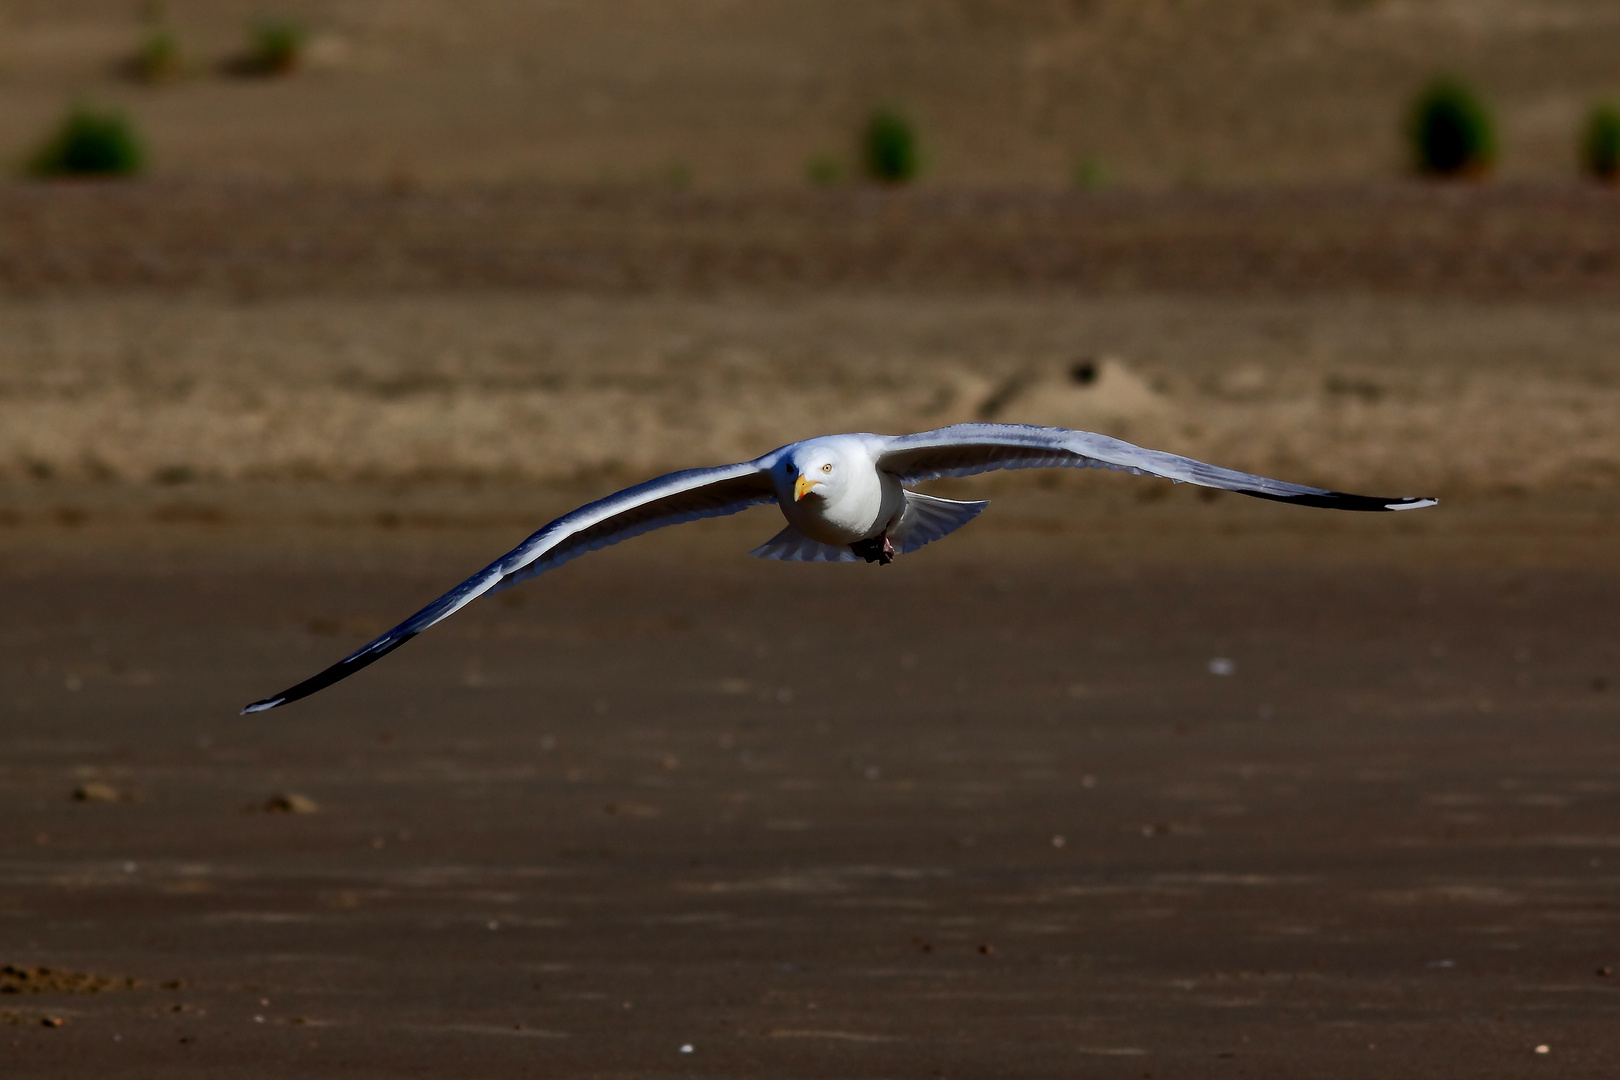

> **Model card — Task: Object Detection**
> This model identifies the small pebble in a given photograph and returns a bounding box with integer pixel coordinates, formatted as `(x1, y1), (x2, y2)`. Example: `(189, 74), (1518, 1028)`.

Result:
(264, 792), (319, 814)
(679, 1044), (694, 1053)
(1536, 1045), (1550, 1055)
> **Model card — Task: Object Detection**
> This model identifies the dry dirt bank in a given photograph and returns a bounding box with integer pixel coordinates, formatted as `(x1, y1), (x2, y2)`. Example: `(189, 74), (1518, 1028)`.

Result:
(0, 291), (1614, 503)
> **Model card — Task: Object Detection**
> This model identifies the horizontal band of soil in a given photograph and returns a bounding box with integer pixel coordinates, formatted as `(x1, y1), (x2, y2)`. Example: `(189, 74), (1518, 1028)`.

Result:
(2, 180), (1619, 297)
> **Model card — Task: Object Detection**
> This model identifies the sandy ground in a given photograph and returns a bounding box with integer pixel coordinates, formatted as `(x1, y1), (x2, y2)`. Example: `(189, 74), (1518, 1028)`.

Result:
(0, 264), (1614, 1079)
(1, 178), (1617, 500)
(0, 182), (1615, 1075)
(2, 503), (1619, 1077)
(5, 182), (1620, 298)
(0, 2), (1617, 1074)
(0, 286), (1616, 500)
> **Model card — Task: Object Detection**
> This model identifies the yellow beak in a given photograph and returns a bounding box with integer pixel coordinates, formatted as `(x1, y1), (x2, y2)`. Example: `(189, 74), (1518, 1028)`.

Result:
(794, 474), (822, 501)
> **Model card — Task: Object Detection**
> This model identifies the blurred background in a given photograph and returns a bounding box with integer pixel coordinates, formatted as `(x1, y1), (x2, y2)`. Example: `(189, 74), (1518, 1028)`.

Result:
(0, 0), (1615, 500)
(3, 3), (1619, 1076)
(4, 0), (1620, 186)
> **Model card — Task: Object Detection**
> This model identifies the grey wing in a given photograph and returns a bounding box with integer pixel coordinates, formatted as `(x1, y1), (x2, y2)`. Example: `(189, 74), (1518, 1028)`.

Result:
(874, 423), (1437, 511)
(242, 459), (778, 713)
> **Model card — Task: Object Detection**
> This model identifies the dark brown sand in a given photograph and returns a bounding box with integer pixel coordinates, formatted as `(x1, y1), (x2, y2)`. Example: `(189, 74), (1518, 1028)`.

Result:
(3, 497), (1618, 1077)
(3, 181), (1620, 299)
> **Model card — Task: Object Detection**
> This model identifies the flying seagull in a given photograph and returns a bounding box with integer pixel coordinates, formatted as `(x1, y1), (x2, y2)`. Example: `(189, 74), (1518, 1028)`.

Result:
(243, 423), (1435, 713)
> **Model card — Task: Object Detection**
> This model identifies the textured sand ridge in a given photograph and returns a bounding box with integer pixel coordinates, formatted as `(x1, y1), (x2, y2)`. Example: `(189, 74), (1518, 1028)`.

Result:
(0, 293), (1613, 497)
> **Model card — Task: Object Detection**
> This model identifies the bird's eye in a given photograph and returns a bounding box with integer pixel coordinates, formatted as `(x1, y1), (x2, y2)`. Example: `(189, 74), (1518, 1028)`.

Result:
(821, 463), (833, 473)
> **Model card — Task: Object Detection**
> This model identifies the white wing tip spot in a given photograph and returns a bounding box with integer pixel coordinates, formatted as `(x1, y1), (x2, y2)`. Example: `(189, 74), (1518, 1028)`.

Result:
(1387, 498), (1439, 511)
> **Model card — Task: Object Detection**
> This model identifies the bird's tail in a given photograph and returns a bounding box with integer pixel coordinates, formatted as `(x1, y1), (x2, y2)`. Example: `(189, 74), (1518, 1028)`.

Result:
(748, 526), (864, 562)
(890, 491), (989, 555)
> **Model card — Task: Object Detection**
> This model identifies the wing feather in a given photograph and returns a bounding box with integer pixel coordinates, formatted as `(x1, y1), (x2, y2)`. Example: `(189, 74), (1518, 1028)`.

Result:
(875, 423), (1437, 512)
(242, 459), (777, 713)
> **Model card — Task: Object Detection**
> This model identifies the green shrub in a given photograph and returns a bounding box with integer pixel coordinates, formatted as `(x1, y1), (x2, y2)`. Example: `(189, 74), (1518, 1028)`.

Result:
(1407, 77), (1495, 177)
(246, 18), (306, 75)
(1582, 102), (1620, 182)
(29, 106), (146, 178)
(651, 159), (691, 190)
(1072, 155), (1108, 191)
(863, 108), (920, 184)
(805, 153), (846, 187)
(134, 28), (182, 83)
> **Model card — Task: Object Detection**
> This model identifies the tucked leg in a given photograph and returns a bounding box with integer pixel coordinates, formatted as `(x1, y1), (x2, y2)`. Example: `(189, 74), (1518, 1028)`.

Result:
(850, 534), (895, 565)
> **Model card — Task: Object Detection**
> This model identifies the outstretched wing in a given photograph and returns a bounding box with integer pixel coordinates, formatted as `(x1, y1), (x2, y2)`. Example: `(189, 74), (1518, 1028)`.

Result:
(242, 459), (778, 713)
(874, 423), (1437, 512)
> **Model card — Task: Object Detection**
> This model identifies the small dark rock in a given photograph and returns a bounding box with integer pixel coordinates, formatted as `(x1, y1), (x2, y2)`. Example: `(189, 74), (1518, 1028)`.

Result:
(72, 782), (128, 803)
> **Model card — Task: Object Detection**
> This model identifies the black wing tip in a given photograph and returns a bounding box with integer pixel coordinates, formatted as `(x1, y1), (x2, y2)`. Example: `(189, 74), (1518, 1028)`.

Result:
(1243, 489), (1439, 512)
(239, 632), (418, 717)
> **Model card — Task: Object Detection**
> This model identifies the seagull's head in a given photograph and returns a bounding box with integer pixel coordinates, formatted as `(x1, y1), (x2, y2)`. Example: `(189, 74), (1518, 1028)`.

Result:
(786, 444), (845, 502)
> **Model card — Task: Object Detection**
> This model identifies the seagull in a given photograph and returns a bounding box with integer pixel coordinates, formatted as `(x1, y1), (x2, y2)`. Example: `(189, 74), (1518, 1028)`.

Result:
(242, 423), (1435, 713)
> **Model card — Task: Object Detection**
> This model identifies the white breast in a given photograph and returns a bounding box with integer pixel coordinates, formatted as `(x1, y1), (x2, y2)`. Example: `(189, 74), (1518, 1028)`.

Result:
(779, 457), (904, 545)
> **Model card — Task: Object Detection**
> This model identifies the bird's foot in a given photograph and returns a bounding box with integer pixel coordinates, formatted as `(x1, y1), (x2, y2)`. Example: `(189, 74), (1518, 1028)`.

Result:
(850, 535), (895, 565)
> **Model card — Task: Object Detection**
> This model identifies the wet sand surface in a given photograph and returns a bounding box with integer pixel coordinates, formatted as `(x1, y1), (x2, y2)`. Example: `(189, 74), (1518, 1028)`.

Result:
(3, 502), (1618, 1077)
